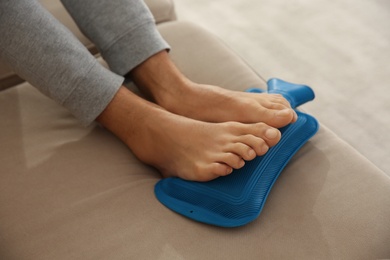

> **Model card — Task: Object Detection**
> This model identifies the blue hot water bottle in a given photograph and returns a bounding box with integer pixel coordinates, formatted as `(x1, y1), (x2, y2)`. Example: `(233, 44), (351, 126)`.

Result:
(154, 78), (319, 227)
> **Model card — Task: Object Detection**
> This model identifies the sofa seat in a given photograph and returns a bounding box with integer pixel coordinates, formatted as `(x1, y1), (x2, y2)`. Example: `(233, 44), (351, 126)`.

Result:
(0, 20), (389, 259)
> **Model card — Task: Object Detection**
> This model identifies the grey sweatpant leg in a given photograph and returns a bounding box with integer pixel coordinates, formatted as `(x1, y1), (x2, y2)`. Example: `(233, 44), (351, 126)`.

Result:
(61, 0), (170, 76)
(0, 0), (169, 125)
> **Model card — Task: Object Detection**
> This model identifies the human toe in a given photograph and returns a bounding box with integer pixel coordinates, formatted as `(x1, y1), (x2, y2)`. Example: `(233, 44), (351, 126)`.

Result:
(227, 143), (257, 161)
(275, 108), (297, 124)
(270, 94), (292, 108)
(196, 163), (233, 181)
(219, 153), (245, 169)
(263, 127), (281, 147)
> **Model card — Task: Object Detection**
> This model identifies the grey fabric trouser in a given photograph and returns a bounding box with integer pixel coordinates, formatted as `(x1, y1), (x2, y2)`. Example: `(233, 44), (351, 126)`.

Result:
(0, 0), (170, 125)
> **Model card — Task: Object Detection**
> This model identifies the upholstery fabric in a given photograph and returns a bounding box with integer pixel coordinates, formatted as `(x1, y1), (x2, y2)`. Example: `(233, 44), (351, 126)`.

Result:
(0, 21), (389, 259)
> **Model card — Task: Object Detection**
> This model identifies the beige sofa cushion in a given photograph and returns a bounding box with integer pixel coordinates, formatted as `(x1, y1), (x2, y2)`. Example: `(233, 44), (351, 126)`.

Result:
(0, 0), (176, 91)
(0, 21), (389, 259)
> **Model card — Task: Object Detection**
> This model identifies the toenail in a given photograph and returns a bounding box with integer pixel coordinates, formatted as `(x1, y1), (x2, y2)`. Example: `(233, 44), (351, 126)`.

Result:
(248, 149), (256, 158)
(293, 112), (298, 121)
(239, 160), (245, 168)
(265, 128), (279, 139)
(277, 109), (291, 117)
(262, 145), (269, 154)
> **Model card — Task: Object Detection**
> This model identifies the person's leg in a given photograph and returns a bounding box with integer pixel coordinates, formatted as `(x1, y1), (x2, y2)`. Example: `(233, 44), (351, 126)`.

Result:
(0, 0), (280, 181)
(58, 0), (292, 180)
(96, 86), (281, 181)
(129, 51), (298, 128)
(0, 0), (123, 125)
(60, 0), (169, 77)
(61, 0), (297, 128)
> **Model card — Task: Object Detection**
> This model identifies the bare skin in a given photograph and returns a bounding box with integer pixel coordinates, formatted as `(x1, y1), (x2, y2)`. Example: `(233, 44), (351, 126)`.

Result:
(96, 87), (281, 182)
(129, 51), (298, 128)
(97, 50), (296, 182)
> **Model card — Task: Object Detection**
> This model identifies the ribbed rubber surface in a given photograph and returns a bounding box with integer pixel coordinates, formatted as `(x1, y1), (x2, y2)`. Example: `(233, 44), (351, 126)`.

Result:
(155, 111), (319, 227)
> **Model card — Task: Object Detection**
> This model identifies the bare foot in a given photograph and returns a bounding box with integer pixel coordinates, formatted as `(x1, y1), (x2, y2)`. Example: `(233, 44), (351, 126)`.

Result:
(97, 87), (281, 181)
(158, 82), (297, 128)
(130, 51), (297, 128)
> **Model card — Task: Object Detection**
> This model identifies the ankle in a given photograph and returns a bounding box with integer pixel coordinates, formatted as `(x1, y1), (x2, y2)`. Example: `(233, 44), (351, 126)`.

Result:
(96, 86), (160, 146)
(128, 50), (190, 106)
